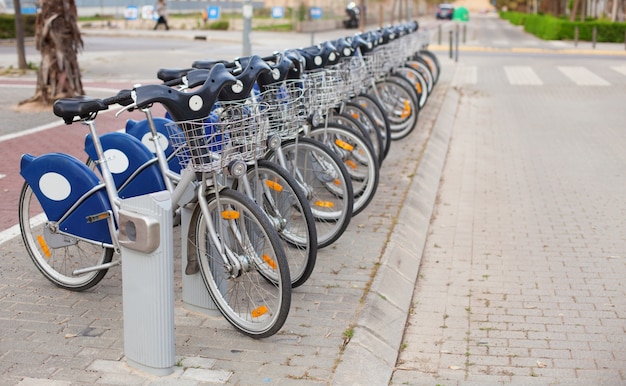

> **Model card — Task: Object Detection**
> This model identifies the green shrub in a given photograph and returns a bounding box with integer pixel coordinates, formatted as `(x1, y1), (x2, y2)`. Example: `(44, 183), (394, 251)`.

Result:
(207, 20), (229, 30)
(0, 14), (37, 39)
(499, 11), (626, 42)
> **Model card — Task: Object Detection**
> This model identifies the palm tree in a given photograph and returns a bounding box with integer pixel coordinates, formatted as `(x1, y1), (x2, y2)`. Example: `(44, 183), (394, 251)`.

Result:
(21, 0), (84, 106)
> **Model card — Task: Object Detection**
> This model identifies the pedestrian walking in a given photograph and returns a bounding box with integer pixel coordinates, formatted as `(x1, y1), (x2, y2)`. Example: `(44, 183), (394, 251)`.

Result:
(154, 0), (169, 30)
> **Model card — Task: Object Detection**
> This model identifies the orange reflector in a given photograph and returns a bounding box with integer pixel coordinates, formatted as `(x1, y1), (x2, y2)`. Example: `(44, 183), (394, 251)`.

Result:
(416, 83), (422, 94)
(315, 201), (334, 208)
(335, 139), (354, 151)
(350, 112), (359, 119)
(37, 235), (51, 258)
(346, 160), (357, 170)
(221, 210), (240, 220)
(401, 100), (411, 119)
(334, 179), (341, 186)
(265, 180), (283, 192)
(262, 254), (277, 269)
(252, 305), (268, 318)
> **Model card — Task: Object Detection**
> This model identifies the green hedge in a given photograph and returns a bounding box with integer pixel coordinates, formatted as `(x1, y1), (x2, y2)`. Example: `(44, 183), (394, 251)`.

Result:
(0, 14), (37, 39)
(500, 11), (626, 42)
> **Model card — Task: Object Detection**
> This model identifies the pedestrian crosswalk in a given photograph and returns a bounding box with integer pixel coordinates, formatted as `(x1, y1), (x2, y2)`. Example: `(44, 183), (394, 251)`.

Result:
(452, 64), (624, 87)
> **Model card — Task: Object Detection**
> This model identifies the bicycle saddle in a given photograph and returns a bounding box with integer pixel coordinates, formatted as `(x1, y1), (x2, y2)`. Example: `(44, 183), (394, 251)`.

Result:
(157, 68), (194, 83)
(190, 59), (228, 70)
(53, 96), (110, 124)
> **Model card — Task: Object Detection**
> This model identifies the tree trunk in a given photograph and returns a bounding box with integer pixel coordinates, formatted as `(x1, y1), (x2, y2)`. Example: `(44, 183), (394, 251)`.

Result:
(13, 0), (28, 70)
(21, 0), (84, 106)
(570, 0), (580, 20)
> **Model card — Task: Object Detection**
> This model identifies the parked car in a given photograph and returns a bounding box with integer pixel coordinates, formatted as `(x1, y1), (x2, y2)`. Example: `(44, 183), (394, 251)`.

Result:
(436, 3), (454, 19)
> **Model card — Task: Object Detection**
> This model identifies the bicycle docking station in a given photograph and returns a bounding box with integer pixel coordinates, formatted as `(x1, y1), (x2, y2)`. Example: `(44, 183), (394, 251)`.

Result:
(180, 205), (222, 315)
(118, 190), (175, 376)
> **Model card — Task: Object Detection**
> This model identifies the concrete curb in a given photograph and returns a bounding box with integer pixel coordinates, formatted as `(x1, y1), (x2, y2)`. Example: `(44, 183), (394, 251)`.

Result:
(332, 78), (460, 385)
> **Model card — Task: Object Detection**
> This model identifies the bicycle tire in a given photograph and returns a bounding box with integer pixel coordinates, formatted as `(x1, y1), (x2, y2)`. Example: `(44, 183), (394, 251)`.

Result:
(309, 124), (379, 216)
(325, 112), (380, 163)
(418, 49), (441, 85)
(407, 55), (435, 95)
(191, 187), (291, 338)
(341, 102), (386, 166)
(18, 182), (114, 291)
(395, 65), (429, 109)
(237, 159), (318, 288)
(349, 94), (392, 161)
(267, 137), (353, 248)
(372, 77), (419, 140)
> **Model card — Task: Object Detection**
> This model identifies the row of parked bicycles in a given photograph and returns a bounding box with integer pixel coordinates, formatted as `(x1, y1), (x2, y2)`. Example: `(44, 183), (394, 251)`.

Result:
(18, 21), (441, 339)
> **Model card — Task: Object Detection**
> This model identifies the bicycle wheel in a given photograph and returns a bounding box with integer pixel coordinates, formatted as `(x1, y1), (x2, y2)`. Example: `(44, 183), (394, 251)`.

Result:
(372, 77), (419, 140)
(238, 159), (317, 288)
(350, 94), (392, 161)
(191, 187), (291, 338)
(340, 103), (386, 166)
(394, 65), (429, 109)
(418, 49), (441, 85)
(309, 124), (379, 217)
(18, 182), (113, 291)
(267, 137), (353, 248)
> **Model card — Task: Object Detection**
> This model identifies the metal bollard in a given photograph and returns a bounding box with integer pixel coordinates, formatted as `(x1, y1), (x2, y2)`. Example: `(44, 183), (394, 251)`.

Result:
(449, 30), (453, 58)
(455, 24), (459, 62)
(119, 191), (174, 376)
(438, 24), (442, 45)
(180, 204), (224, 316)
(592, 27), (597, 49)
(463, 24), (467, 44)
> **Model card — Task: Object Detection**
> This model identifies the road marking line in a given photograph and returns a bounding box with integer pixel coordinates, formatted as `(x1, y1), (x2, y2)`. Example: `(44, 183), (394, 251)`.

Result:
(504, 66), (543, 85)
(611, 65), (626, 76)
(557, 66), (610, 86)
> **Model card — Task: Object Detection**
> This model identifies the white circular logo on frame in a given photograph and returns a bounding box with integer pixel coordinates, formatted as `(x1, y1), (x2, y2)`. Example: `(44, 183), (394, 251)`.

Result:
(329, 52), (336, 62)
(314, 56), (322, 66)
(39, 172), (71, 201)
(141, 132), (169, 153)
(189, 95), (203, 111)
(232, 80), (244, 94)
(104, 149), (130, 174)
(272, 68), (281, 80)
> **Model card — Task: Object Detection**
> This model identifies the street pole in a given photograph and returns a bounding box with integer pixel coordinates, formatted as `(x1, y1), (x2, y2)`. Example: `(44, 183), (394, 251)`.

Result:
(242, 0), (253, 56)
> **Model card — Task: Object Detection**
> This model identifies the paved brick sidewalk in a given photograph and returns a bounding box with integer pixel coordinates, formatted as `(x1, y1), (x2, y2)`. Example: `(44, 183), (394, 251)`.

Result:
(392, 56), (626, 384)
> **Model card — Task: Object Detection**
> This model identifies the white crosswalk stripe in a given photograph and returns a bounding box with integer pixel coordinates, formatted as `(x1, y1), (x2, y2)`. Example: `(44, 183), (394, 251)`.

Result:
(504, 66), (543, 85)
(557, 66), (610, 86)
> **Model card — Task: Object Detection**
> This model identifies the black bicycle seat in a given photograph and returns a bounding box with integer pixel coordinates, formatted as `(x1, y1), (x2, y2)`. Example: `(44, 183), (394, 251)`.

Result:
(53, 96), (109, 124)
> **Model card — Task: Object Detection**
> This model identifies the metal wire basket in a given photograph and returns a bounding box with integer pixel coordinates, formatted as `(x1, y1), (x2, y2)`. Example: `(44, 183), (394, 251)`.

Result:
(363, 48), (387, 81)
(165, 100), (269, 173)
(337, 53), (368, 98)
(302, 67), (343, 113)
(258, 80), (306, 141)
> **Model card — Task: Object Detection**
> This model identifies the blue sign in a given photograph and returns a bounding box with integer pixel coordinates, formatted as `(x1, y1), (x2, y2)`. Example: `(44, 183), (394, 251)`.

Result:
(208, 6), (220, 20)
(271, 6), (284, 19)
(124, 6), (139, 20)
(21, 6), (37, 14)
(310, 7), (322, 20)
